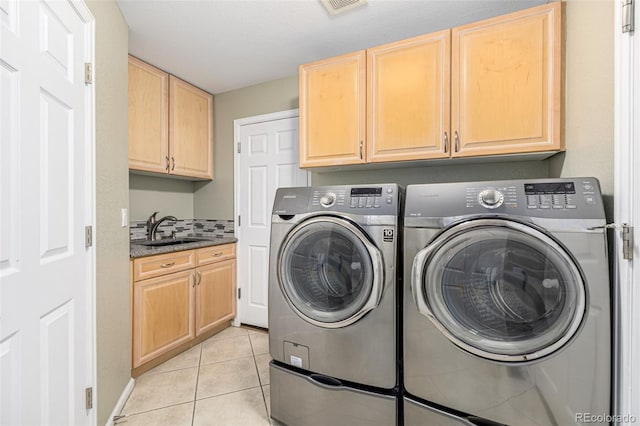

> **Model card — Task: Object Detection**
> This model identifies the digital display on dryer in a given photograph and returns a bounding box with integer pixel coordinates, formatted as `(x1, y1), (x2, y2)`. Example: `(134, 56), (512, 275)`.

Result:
(524, 182), (576, 195)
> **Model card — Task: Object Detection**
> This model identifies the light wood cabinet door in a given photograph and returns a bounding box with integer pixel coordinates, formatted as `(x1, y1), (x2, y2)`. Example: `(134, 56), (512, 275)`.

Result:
(128, 56), (169, 173)
(367, 30), (451, 162)
(169, 75), (214, 179)
(132, 269), (195, 368)
(451, 2), (562, 157)
(132, 250), (196, 282)
(195, 259), (236, 336)
(299, 50), (366, 167)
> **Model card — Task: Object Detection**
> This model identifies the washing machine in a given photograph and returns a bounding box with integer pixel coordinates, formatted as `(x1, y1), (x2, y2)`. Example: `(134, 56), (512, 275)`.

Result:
(268, 184), (400, 425)
(403, 178), (611, 426)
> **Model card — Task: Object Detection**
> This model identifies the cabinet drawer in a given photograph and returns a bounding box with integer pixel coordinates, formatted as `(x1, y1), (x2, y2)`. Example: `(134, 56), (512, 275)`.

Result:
(133, 250), (196, 281)
(196, 243), (236, 266)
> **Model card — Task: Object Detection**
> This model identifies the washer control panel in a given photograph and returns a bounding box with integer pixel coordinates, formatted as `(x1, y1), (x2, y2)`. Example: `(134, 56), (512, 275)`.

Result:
(349, 187), (388, 209)
(275, 184), (399, 216)
(304, 184), (398, 214)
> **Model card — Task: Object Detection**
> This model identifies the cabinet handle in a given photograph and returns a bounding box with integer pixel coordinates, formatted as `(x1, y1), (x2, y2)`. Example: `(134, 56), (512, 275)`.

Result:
(444, 132), (449, 154)
(196, 271), (202, 285)
(160, 262), (175, 268)
(165, 156), (170, 172)
(359, 141), (363, 160)
(171, 156), (175, 171)
(212, 252), (223, 257)
(454, 131), (460, 153)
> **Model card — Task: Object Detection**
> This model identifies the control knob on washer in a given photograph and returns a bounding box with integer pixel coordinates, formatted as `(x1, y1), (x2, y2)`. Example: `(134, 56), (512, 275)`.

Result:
(478, 189), (504, 209)
(320, 193), (336, 207)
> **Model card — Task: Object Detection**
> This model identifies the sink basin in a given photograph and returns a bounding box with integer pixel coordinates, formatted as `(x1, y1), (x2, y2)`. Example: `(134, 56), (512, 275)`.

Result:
(136, 238), (204, 247)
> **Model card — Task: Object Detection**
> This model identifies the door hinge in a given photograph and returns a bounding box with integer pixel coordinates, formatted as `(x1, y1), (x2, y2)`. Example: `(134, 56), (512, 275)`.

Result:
(84, 62), (93, 85)
(85, 226), (93, 248)
(623, 224), (634, 260)
(623, 0), (634, 33)
(237, 288), (241, 299)
(589, 223), (633, 260)
(85, 387), (93, 410)
(237, 215), (241, 227)
(237, 141), (241, 154)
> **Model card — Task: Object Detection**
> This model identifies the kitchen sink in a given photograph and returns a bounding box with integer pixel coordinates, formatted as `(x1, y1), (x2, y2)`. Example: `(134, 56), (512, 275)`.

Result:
(136, 238), (205, 247)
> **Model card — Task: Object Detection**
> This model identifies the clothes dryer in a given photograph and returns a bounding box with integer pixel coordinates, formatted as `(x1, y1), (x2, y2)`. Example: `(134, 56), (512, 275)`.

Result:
(403, 178), (611, 426)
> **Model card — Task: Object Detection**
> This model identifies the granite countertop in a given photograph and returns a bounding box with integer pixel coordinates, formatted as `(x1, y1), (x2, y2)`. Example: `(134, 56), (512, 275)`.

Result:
(130, 237), (238, 259)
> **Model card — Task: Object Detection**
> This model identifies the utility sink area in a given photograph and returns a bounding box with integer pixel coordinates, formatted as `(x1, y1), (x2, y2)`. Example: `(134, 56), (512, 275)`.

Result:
(136, 238), (205, 247)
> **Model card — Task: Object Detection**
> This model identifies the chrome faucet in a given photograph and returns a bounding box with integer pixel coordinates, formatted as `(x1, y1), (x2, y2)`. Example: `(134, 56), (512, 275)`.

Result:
(146, 212), (178, 241)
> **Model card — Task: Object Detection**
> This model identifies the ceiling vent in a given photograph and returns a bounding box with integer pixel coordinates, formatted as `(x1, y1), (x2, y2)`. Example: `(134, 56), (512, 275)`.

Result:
(320, 0), (367, 15)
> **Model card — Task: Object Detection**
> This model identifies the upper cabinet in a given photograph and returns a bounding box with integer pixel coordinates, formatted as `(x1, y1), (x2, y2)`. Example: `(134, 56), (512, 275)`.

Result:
(169, 76), (214, 179)
(128, 56), (214, 180)
(451, 2), (561, 157)
(128, 56), (169, 174)
(298, 2), (562, 168)
(299, 51), (366, 168)
(367, 30), (450, 163)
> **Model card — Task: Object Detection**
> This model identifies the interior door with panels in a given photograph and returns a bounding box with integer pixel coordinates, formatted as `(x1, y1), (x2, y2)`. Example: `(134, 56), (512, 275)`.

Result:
(367, 30), (451, 162)
(299, 50), (366, 167)
(1, 1), (95, 424)
(451, 2), (562, 157)
(236, 113), (309, 327)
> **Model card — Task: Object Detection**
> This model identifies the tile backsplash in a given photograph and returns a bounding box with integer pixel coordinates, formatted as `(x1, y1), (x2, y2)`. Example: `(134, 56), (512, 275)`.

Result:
(130, 219), (235, 241)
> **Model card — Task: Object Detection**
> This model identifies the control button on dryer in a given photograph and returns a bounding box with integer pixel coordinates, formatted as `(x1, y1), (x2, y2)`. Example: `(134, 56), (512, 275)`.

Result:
(584, 195), (596, 205)
(386, 197), (393, 205)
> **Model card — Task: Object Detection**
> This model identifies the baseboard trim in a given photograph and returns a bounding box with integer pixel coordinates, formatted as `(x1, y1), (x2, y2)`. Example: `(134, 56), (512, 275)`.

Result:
(105, 377), (135, 426)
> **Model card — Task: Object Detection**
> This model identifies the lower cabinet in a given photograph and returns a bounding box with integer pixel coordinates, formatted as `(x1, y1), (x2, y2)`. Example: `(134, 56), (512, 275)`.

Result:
(196, 259), (236, 335)
(131, 243), (237, 375)
(133, 269), (195, 368)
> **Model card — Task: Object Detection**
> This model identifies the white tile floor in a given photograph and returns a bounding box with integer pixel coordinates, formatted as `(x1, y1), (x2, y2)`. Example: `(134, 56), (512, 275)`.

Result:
(116, 326), (275, 426)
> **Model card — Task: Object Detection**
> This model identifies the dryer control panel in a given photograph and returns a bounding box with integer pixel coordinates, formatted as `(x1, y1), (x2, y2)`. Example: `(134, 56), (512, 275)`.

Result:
(405, 178), (605, 220)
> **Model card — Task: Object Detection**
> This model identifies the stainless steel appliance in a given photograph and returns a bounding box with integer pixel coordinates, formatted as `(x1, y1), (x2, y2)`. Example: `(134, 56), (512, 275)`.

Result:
(403, 178), (611, 426)
(268, 184), (400, 425)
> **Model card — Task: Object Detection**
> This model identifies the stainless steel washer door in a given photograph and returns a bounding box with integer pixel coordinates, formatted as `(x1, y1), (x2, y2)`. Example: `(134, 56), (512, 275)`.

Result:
(278, 216), (384, 328)
(412, 219), (586, 362)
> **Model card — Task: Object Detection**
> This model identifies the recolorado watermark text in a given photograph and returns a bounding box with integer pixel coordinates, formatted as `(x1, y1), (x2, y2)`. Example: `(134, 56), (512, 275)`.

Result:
(575, 413), (637, 423)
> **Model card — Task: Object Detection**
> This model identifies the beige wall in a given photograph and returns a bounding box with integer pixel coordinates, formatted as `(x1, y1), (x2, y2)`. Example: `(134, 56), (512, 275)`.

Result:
(193, 1), (614, 221)
(551, 0), (614, 219)
(193, 75), (299, 219)
(129, 174), (194, 221)
(86, 1), (131, 424)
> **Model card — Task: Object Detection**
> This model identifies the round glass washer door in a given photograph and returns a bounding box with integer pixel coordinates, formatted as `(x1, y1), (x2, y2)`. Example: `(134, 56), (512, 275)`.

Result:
(278, 216), (384, 328)
(412, 219), (586, 362)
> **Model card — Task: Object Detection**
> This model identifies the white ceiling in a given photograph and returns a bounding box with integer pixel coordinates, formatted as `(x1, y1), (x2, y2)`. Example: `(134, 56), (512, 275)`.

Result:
(117, 0), (546, 95)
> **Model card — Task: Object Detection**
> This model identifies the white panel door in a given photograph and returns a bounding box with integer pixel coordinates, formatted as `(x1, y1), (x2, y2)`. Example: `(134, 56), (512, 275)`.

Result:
(0, 1), (95, 424)
(236, 112), (309, 328)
